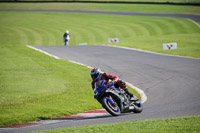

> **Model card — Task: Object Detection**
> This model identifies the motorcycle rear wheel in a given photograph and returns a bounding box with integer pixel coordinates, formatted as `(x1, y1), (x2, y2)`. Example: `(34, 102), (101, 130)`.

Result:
(132, 101), (143, 113)
(101, 97), (121, 116)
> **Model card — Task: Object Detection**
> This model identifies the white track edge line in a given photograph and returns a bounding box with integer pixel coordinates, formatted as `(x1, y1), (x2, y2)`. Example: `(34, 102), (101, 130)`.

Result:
(106, 45), (200, 60)
(126, 82), (147, 104)
(26, 45), (147, 103)
(187, 18), (200, 28)
(26, 45), (60, 59)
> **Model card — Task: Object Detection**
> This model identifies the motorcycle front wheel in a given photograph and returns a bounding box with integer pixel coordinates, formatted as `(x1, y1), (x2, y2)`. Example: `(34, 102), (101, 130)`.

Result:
(101, 96), (121, 116)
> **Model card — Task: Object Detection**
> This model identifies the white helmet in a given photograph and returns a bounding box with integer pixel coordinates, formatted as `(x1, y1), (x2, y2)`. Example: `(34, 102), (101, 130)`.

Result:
(66, 30), (69, 33)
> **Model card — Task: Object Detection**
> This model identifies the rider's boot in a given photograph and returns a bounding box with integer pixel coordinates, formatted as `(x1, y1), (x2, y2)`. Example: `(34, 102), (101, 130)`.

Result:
(125, 88), (139, 102)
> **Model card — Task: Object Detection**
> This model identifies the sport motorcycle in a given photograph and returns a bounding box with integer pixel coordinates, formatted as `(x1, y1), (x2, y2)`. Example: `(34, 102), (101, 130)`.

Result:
(93, 80), (143, 116)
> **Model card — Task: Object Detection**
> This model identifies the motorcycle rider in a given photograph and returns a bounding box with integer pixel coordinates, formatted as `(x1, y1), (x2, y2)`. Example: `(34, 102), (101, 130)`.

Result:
(90, 68), (138, 101)
(63, 30), (70, 46)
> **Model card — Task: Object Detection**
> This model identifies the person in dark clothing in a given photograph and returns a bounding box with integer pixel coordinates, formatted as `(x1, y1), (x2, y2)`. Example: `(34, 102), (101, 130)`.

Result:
(63, 30), (70, 46)
(90, 68), (138, 101)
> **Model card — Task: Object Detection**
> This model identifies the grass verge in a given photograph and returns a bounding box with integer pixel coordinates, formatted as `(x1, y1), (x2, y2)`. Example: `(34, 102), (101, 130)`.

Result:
(31, 115), (200, 133)
(0, 45), (102, 126)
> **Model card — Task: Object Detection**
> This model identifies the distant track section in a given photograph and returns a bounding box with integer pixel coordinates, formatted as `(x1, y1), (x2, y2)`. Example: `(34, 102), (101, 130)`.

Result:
(1, 9), (200, 26)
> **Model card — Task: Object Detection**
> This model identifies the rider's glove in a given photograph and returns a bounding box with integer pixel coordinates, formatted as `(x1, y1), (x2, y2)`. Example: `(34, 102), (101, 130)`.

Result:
(112, 80), (117, 84)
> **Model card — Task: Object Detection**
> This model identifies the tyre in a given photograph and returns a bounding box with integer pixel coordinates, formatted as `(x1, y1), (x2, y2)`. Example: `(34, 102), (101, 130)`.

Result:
(133, 101), (143, 113)
(101, 97), (121, 116)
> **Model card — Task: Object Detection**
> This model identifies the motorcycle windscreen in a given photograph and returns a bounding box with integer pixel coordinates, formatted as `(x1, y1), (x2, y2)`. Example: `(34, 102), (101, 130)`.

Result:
(94, 80), (106, 96)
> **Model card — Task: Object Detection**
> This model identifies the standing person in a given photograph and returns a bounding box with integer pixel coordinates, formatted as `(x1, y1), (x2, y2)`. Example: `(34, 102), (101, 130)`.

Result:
(90, 68), (139, 101)
(63, 30), (70, 46)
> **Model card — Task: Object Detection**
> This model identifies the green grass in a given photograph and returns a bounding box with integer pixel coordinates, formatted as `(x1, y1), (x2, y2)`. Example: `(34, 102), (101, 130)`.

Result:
(1, 11), (199, 57)
(0, 45), (103, 126)
(31, 115), (200, 133)
(0, 3), (200, 14)
(0, 3), (200, 127)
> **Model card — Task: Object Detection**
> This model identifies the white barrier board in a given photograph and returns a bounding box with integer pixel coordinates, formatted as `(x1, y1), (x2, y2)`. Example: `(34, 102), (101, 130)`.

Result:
(79, 43), (88, 45)
(163, 43), (177, 50)
(108, 38), (119, 43)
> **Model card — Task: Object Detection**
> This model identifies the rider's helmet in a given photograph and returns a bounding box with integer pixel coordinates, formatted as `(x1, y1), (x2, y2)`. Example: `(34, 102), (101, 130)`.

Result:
(90, 68), (101, 81)
(66, 30), (69, 34)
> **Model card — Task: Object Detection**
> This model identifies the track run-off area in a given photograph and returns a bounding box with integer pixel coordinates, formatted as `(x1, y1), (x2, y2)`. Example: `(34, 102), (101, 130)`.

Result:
(2, 44), (200, 133)
(0, 10), (200, 133)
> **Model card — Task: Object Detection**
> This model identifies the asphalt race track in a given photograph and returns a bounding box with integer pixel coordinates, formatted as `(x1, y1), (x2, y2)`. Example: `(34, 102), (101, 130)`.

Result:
(2, 45), (200, 133)
(0, 10), (200, 133)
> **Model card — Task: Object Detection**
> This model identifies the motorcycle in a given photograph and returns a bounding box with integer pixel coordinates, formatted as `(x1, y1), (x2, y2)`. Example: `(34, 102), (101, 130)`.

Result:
(93, 80), (143, 116)
(64, 36), (70, 46)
